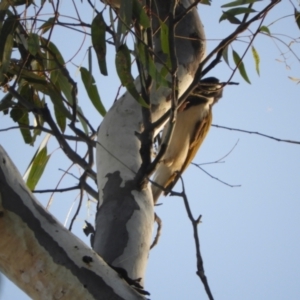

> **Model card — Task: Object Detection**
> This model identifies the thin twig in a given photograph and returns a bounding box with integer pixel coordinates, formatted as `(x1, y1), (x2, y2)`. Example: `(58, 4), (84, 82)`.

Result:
(170, 177), (214, 300)
(212, 124), (300, 145)
(193, 165), (241, 188)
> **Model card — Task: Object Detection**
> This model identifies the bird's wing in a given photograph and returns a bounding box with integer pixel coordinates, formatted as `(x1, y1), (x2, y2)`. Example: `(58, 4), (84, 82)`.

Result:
(164, 110), (212, 192)
(187, 110), (212, 167)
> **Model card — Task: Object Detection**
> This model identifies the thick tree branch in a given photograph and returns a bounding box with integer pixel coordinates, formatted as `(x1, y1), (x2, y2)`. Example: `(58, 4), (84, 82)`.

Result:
(0, 145), (146, 300)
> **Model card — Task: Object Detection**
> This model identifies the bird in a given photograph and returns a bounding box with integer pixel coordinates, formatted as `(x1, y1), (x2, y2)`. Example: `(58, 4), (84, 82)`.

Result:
(151, 77), (223, 204)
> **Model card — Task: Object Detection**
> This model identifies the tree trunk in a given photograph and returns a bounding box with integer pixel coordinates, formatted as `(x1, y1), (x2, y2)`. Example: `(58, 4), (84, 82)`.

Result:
(95, 0), (206, 285)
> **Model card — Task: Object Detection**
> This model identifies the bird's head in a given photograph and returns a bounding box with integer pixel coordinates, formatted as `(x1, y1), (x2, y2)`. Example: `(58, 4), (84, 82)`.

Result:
(196, 77), (223, 104)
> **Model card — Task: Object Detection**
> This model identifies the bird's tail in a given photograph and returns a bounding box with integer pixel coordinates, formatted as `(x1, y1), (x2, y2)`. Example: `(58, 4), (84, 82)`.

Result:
(151, 164), (174, 204)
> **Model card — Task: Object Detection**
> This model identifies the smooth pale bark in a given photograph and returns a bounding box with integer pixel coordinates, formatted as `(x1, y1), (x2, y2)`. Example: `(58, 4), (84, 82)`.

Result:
(0, 146), (146, 300)
(95, 0), (206, 285)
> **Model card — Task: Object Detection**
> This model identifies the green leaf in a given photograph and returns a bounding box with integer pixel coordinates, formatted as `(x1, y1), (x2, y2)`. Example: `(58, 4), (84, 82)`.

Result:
(115, 44), (149, 107)
(222, 44), (230, 66)
(220, 12), (241, 24)
(117, 0), (132, 39)
(137, 43), (170, 89)
(10, 0), (34, 6)
(47, 86), (72, 120)
(80, 67), (106, 117)
(8, 64), (72, 119)
(232, 50), (251, 84)
(200, 0), (211, 5)
(54, 104), (66, 132)
(221, 0), (261, 8)
(39, 17), (55, 34)
(160, 21), (169, 55)
(251, 46), (260, 76)
(259, 25), (270, 35)
(28, 33), (40, 56)
(41, 38), (65, 79)
(91, 13), (108, 76)
(56, 71), (73, 104)
(88, 46), (92, 75)
(0, 92), (13, 113)
(26, 146), (50, 190)
(220, 8), (256, 23)
(77, 106), (89, 135)
(23, 134), (50, 180)
(10, 104), (24, 122)
(18, 111), (33, 145)
(295, 9), (300, 30)
(132, 0), (150, 28)
(0, 15), (18, 84)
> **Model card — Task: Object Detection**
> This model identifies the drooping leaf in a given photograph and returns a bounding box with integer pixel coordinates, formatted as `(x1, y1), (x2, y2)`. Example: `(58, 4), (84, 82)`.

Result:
(41, 38), (65, 81)
(18, 111), (33, 145)
(0, 15), (18, 83)
(0, 92), (13, 113)
(251, 46), (260, 76)
(132, 0), (150, 28)
(47, 86), (72, 120)
(91, 13), (107, 76)
(18, 84), (34, 144)
(77, 106), (89, 135)
(294, 9), (300, 30)
(220, 7), (256, 23)
(221, 0), (261, 8)
(26, 146), (50, 190)
(200, 0), (211, 5)
(220, 12), (241, 24)
(259, 25), (270, 35)
(88, 46), (92, 75)
(8, 63), (72, 119)
(80, 67), (106, 117)
(117, 0), (132, 40)
(10, 104), (24, 122)
(57, 70), (74, 104)
(222, 44), (230, 66)
(116, 44), (149, 107)
(28, 33), (40, 56)
(160, 21), (169, 55)
(39, 17), (55, 34)
(232, 50), (251, 84)
(23, 134), (51, 181)
(137, 43), (170, 89)
(10, 0), (34, 6)
(10, 101), (33, 145)
(54, 104), (66, 133)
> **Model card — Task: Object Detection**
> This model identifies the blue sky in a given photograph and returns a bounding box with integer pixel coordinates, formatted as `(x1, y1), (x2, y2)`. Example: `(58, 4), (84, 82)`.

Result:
(1, 1), (300, 299)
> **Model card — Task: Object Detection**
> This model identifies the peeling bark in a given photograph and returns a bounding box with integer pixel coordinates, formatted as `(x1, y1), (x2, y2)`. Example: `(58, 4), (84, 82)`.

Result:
(95, 0), (206, 284)
(0, 146), (146, 300)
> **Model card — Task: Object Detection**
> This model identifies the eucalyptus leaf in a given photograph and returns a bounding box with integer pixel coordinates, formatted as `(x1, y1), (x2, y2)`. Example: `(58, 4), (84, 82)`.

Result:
(91, 13), (107, 76)
(80, 67), (106, 117)
(232, 50), (251, 84)
(116, 44), (149, 107)
(251, 46), (260, 76)
(294, 9), (300, 30)
(259, 25), (270, 35)
(220, 7), (256, 23)
(54, 104), (66, 133)
(132, 0), (150, 28)
(39, 17), (55, 34)
(26, 146), (50, 190)
(221, 0), (261, 8)
(28, 33), (40, 56)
